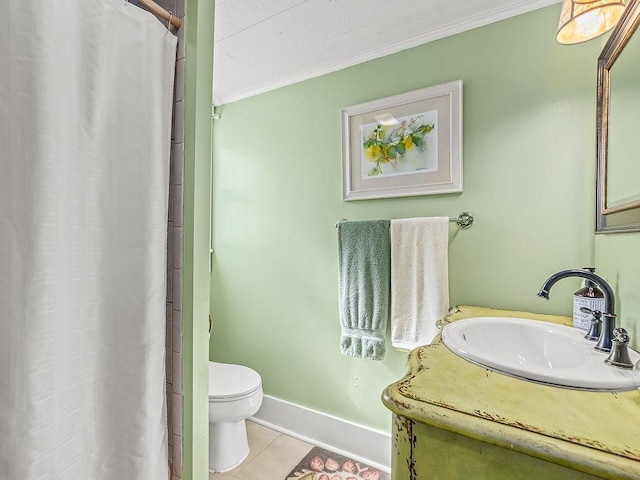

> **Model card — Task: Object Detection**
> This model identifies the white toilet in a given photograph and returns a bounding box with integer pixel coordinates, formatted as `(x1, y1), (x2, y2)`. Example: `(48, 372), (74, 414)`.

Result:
(208, 361), (263, 473)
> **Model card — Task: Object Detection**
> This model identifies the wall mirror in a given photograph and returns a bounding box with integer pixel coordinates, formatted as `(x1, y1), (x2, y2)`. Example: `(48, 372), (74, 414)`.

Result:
(596, 0), (640, 233)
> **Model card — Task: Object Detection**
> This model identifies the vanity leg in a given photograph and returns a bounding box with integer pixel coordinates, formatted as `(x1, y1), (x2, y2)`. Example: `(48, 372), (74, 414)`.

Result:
(392, 414), (417, 480)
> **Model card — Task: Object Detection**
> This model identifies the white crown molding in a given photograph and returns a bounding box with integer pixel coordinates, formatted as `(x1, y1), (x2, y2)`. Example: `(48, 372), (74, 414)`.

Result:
(213, 0), (560, 106)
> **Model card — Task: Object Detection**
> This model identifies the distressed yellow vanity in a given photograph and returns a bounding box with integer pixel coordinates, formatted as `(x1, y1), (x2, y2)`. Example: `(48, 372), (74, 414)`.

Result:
(382, 306), (640, 480)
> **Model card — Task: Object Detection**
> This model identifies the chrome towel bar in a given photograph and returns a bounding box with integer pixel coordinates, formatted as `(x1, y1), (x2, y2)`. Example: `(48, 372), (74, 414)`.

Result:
(335, 212), (474, 230)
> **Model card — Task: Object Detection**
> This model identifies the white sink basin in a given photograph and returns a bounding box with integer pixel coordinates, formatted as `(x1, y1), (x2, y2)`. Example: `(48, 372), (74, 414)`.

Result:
(441, 317), (640, 391)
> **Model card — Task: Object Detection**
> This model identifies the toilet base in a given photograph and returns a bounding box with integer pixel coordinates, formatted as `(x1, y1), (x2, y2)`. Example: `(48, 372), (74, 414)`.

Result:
(209, 419), (250, 473)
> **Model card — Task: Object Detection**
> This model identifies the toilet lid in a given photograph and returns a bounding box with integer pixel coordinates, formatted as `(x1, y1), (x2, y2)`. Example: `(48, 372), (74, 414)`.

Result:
(209, 362), (262, 399)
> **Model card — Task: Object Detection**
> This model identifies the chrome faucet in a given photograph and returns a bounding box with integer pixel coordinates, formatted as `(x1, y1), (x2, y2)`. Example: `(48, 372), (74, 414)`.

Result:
(537, 269), (616, 353)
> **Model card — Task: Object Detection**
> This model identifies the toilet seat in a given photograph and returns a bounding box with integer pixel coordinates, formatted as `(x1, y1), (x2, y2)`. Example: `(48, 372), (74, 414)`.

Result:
(209, 361), (262, 402)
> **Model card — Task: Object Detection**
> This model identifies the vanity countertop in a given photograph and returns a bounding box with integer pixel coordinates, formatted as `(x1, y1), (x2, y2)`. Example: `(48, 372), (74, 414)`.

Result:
(382, 305), (640, 480)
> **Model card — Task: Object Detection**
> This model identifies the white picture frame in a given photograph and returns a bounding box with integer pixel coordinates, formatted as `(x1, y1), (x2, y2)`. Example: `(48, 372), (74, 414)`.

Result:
(341, 80), (463, 201)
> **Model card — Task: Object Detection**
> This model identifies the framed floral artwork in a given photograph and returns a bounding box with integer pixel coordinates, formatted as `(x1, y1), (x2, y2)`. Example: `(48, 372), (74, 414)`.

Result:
(341, 80), (462, 201)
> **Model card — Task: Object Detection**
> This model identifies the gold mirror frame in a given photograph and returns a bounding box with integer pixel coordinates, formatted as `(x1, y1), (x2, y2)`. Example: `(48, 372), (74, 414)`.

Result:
(596, 0), (640, 233)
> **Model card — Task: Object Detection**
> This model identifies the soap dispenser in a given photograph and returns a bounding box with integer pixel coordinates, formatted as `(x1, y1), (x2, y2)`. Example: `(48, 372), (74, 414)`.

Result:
(572, 267), (606, 330)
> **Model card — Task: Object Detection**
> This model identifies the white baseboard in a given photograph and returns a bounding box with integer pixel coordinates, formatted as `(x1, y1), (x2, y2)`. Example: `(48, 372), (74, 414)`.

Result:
(251, 395), (391, 472)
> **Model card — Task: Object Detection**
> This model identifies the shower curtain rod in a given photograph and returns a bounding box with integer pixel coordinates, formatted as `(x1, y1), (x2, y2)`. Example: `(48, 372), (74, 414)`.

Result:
(136, 0), (182, 29)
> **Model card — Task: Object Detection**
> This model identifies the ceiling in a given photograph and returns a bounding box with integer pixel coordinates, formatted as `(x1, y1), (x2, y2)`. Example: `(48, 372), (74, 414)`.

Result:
(212, 0), (560, 106)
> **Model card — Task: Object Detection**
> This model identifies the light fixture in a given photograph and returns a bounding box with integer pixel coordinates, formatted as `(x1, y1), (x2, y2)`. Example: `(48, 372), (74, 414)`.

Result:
(557, 0), (627, 44)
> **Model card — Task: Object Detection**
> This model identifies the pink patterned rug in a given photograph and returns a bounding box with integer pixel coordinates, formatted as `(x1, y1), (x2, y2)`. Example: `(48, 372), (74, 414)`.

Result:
(285, 446), (389, 480)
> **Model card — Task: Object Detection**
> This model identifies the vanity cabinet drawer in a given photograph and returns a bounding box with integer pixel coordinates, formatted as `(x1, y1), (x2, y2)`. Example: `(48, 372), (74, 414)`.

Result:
(391, 415), (603, 480)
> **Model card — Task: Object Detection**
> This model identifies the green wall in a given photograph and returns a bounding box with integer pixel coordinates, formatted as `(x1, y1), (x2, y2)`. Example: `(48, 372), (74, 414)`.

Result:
(209, 5), (606, 432)
(595, 234), (640, 349)
(183, 0), (214, 477)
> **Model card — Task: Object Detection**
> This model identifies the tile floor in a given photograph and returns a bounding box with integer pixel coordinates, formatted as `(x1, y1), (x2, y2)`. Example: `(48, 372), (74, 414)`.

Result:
(209, 421), (315, 480)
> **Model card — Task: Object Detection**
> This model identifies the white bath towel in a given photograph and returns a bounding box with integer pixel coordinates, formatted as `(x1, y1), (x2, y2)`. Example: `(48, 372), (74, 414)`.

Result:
(390, 217), (450, 350)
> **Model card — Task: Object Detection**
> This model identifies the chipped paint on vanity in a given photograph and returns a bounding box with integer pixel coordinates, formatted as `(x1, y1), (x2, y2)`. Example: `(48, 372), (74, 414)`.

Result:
(382, 306), (640, 480)
(392, 414), (418, 480)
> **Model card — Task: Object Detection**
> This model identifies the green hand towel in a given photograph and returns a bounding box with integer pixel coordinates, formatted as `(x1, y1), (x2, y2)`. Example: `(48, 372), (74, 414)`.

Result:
(337, 220), (390, 360)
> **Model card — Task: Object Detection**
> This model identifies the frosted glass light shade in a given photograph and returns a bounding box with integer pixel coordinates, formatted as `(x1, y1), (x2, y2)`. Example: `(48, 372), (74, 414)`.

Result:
(557, 0), (627, 44)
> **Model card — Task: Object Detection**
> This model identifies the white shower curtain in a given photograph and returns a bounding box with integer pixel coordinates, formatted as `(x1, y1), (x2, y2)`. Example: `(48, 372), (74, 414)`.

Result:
(0, 1), (176, 478)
